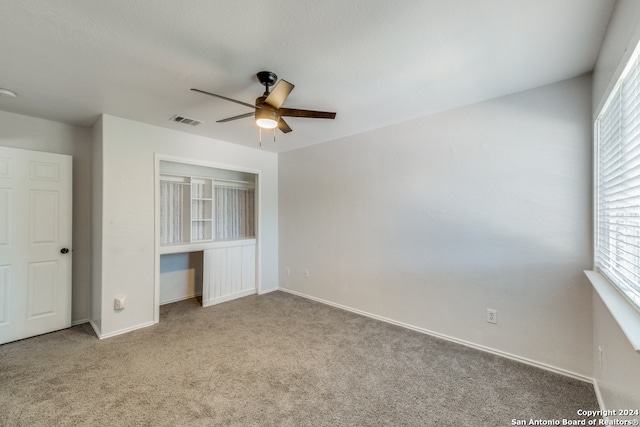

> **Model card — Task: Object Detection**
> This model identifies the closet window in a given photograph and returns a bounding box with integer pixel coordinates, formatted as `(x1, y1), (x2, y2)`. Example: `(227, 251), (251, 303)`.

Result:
(159, 176), (189, 244)
(214, 185), (255, 240)
(160, 174), (255, 245)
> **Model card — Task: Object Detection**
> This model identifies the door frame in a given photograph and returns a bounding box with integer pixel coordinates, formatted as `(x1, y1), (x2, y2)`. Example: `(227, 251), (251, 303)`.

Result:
(153, 154), (262, 323)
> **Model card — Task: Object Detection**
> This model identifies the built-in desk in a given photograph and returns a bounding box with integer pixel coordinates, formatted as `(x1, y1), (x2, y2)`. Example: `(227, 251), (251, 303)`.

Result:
(160, 239), (256, 307)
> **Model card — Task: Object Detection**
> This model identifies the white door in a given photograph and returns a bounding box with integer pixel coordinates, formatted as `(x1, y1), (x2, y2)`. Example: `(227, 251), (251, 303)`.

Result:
(0, 147), (72, 345)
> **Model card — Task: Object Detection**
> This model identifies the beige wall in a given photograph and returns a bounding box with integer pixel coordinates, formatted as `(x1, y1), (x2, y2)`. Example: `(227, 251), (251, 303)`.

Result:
(279, 75), (594, 378)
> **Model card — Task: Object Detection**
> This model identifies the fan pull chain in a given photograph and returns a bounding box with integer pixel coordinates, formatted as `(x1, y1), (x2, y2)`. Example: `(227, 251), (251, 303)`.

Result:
(259, 127), (262, 147)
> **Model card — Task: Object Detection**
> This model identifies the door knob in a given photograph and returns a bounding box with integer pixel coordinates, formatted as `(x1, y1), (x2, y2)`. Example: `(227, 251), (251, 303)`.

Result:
(60, 248), (69, 254)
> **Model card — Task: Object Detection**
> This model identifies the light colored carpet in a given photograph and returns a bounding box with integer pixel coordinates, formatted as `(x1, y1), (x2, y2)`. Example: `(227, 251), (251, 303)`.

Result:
(1, 291), (598, 426)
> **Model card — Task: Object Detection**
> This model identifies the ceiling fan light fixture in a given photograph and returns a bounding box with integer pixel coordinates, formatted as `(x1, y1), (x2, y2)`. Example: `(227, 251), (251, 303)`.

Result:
(255, 108), (278, 129)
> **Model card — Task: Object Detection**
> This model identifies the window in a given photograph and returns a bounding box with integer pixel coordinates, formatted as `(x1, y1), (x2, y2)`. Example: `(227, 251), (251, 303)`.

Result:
(159, 174), (255, 245)
(595, 41), (640, 310)
(159, 175), (190, 244)
(213, 185), (255, 240)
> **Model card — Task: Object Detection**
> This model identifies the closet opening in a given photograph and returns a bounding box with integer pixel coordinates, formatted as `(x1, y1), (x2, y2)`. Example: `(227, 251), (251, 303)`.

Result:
(154, 156), (260, 321)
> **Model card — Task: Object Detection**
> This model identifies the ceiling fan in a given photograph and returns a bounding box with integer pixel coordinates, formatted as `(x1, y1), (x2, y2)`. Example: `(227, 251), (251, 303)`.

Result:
(191, 71), (336, 134)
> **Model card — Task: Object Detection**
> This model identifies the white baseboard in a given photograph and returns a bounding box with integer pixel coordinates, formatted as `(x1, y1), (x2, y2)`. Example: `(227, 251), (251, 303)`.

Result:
(71, 318), (90, 326)
(202, 289), (255, 308)
(592, 379), (607, 414)
(89, 319), (101, 338)
(258, 286), (279, 295)
(160, 293), (202, 305)
(278, 287), (594, 385)
(91, 320), (156, 340)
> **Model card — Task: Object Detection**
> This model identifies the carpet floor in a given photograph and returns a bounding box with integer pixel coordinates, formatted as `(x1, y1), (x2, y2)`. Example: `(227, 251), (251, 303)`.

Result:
(1, 291), (598, 426)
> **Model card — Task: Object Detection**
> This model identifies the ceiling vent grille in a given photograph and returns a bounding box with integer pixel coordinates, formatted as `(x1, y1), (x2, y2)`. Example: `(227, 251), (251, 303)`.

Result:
(170, 115), (203, 126)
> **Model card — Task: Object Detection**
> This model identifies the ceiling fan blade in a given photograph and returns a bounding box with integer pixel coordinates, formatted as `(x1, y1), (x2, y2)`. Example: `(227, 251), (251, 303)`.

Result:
(278, 117), (293, 133)
(264, 80), (294, 109)
(279, 108), (336, 119)
(216, 112), (255, 123)
(191, 88), (257, 110)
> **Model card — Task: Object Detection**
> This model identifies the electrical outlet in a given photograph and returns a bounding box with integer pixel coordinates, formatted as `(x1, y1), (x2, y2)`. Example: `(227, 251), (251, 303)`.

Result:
(599, 346), (603, 369)
(304, 269), (309, 278)
(487, 309), (497, 324)
(286, 267), (290, 276)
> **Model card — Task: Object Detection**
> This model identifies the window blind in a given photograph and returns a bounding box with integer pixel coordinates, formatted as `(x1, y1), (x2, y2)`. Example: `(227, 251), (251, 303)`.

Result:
(159, 181), (185, 244)
(214, 186), (255, 240)
(596, 44), (640, 309)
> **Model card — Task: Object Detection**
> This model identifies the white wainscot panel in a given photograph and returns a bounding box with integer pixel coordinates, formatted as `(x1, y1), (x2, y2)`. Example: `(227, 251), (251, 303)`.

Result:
(203, 241), (256, 307)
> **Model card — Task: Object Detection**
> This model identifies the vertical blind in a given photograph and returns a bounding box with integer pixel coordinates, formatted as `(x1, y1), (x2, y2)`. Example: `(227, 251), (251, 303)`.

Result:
(159, 181), (185, 244)
(596, 44), (640, 309)
(214, 186), (255, 240)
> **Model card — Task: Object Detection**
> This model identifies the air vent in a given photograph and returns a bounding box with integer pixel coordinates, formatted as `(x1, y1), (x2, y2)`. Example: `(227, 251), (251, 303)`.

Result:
(170, 115), (203, 126)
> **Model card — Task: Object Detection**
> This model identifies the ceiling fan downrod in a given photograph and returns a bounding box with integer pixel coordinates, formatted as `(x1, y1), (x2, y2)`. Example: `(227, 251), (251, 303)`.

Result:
(257, 71), (278, 96)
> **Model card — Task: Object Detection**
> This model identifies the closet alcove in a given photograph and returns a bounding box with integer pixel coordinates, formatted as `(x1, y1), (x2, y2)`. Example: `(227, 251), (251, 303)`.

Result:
(156, 158), (259, 313)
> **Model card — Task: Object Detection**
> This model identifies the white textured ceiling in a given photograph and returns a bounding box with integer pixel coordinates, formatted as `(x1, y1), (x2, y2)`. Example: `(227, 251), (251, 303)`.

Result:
(0, 1), (615, 153)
